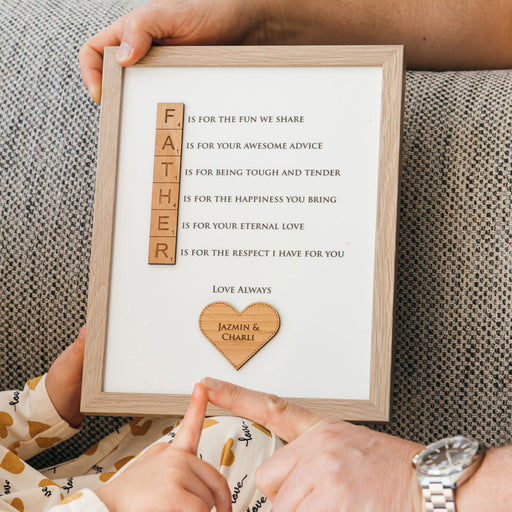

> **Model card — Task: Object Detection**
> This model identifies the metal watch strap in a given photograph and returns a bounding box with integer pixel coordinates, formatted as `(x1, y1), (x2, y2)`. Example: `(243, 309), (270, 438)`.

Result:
(422, 482), (455, 511)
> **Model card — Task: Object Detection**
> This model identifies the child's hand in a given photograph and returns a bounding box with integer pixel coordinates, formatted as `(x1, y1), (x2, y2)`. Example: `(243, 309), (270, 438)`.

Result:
(45, 326), (86, 428)
(95, 383), (231, 512)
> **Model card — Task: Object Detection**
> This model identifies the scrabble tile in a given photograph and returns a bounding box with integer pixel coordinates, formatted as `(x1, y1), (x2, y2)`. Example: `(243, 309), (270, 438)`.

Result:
(150, 210), (178, 237)
(148, 237), (176, 265)
(154, 130), (183, 156)
(156, 103), (184, 130)
(153, 156), (181, 183)
(151, 183), (180, 209)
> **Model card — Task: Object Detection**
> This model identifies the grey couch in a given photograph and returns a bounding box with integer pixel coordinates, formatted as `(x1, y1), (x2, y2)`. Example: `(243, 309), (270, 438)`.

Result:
(1, 0), (511, 469)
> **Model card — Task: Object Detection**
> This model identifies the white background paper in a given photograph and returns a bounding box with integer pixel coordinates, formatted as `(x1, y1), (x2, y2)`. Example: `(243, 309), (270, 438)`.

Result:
(104, 66), (383, 399)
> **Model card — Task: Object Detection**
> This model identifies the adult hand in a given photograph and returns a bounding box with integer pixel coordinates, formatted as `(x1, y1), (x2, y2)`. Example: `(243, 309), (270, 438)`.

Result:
(45, 326), (86, 428)
(80, 0), (272, 103)
(95, 383), (231, 512)
(203, 377), (424, 512)
(79, 0), (512, 103)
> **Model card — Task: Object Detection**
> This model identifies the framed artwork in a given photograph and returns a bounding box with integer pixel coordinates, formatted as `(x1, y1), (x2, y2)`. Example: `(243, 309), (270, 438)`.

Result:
(81, 45), (404, 420)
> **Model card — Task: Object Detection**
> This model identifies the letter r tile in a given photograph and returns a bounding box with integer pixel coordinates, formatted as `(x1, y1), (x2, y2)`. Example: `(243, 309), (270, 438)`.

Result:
(148, 237), (176, 265)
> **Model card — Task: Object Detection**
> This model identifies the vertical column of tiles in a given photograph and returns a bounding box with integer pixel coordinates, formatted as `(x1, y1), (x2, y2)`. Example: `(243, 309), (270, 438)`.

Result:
(149, 103), (184, 264)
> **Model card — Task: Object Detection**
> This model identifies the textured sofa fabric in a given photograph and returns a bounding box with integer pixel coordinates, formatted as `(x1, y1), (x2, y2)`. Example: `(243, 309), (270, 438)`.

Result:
(1, 0), (512, 469)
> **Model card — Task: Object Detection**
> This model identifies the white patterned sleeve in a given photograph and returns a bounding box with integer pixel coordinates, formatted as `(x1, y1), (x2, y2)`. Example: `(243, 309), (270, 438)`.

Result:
(48, 488), (110, 511)
(0, 374), (79, 459)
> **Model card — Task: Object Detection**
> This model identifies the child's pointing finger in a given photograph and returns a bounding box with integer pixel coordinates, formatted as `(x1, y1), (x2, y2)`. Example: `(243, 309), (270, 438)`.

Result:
(172, 382), (208, 454)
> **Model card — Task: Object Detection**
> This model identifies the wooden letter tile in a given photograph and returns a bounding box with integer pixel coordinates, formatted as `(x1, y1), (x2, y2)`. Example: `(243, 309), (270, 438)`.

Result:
(153, 156), (181, 183)
(151, 183), (179, 209)
(148, 237), (177, 265)
(154, 130), (183, 156)
(156, 103), (184, 130)
(150, 210), (178, 237)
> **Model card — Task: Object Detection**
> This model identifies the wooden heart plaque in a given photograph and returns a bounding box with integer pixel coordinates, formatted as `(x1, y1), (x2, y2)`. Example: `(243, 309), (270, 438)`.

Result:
(199, 302), (280, 370)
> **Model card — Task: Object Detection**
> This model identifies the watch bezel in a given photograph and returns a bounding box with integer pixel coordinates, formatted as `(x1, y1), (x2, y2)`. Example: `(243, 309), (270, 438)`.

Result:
(413, 435), (483, 479)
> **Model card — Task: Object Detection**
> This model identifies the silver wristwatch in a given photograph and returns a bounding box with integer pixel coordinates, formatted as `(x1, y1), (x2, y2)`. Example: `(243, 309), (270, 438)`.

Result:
(413, 435), (485, 511)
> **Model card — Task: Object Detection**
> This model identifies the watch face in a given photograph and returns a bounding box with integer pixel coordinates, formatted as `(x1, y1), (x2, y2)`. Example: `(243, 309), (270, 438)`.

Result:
(416, 436), (480, 477)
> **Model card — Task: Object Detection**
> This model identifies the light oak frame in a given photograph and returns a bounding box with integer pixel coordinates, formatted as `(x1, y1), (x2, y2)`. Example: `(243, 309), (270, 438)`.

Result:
(82, 45), (404, 421)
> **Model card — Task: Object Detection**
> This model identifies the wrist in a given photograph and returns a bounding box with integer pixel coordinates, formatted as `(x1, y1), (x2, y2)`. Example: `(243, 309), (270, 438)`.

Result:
(254, 0), (348, 45)
(45, 373), (84, 428)
(247, 0), (311, 45)
(408, 445), (426, 512)
(241, 0), (277, 44)
(413, 436), (486, 512)
(455, 446), (507, 512)
(94, 485), (117, 512)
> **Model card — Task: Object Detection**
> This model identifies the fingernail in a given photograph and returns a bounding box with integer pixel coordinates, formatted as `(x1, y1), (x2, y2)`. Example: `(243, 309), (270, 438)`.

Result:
(192, 383), (202, 397)
(201, 377), (221, 390)
(88, 83), (101, 104)
(117, 41), (133, 62)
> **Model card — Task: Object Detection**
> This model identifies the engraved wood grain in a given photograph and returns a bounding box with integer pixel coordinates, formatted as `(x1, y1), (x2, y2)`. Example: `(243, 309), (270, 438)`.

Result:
(199, 302), (280, 370)
(82, 45), (403, 420)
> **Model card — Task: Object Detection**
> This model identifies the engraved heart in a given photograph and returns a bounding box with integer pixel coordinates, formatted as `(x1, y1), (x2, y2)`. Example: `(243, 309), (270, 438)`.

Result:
(199, 302), (280, 370)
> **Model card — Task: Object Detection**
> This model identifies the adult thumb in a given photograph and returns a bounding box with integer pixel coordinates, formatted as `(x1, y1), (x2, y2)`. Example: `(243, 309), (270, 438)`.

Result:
(116, 9), (157, 66)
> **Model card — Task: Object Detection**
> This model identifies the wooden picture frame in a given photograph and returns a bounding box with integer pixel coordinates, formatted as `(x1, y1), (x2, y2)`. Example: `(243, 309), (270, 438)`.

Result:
(82, 45), (404, 421)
